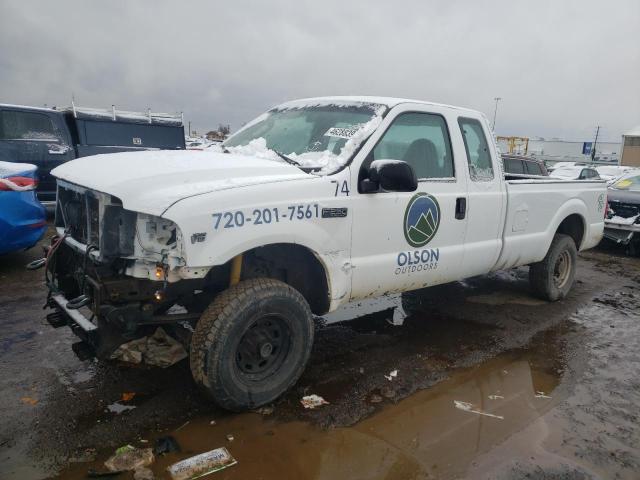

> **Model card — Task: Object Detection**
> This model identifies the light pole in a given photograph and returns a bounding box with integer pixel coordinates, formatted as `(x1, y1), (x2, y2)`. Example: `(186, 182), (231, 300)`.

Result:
(492, 97), (502, 131)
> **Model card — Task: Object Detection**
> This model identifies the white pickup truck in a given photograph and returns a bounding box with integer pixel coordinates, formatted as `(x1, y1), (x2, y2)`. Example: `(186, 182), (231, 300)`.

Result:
(45, 97), (606, 410)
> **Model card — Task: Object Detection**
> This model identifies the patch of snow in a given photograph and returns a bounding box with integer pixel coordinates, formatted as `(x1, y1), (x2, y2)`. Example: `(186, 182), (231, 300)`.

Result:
(0, 161), (37, 177)
(225, 138), (280, 162)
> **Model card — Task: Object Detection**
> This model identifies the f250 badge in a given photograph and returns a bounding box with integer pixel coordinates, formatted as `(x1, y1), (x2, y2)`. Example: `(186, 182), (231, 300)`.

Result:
(403, 193), (440, 247)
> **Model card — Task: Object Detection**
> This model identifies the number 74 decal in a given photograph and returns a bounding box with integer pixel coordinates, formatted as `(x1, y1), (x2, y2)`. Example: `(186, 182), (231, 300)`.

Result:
(332, 180), (350, 196)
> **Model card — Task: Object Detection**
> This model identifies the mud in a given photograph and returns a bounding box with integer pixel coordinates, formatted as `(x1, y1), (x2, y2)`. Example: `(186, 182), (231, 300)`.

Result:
(1, 228), (639, 479)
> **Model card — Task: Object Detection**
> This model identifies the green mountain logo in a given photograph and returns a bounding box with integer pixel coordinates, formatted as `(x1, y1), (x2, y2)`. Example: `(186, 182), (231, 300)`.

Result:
(407, 211), (437, 244)
(404, 193), (440, 248)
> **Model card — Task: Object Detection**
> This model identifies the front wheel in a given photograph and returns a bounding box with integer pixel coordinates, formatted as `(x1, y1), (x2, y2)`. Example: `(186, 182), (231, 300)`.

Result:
(190, 278), (314, 411)
(529, 234), (577, 301)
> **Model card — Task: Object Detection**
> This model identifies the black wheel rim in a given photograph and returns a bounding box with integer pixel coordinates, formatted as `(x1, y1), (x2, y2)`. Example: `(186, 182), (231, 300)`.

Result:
(553, 250), (572, 289)
(235, 314), (291, 380)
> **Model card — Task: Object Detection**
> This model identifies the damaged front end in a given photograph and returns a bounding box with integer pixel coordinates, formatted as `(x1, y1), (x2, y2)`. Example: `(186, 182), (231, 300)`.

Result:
(604, 196), (640, 252)
(45, 181), (205, 359)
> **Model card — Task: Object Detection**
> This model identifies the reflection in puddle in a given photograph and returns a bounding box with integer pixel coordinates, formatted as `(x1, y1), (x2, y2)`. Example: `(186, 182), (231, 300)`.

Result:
(56, 337), (564, 480)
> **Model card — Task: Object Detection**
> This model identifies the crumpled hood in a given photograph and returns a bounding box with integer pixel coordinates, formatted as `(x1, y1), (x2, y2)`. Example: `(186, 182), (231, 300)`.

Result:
(52, 150), (309, 216)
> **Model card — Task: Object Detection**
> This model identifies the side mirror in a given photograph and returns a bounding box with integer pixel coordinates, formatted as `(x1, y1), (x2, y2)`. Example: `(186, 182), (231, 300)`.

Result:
(361, 160), (418, 193)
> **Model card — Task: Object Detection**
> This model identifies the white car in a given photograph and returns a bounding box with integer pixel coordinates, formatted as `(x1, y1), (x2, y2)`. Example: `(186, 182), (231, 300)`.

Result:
(550, 165), (601, 180)
(596, 165), (637, 185)
(45, 96), (606, 410)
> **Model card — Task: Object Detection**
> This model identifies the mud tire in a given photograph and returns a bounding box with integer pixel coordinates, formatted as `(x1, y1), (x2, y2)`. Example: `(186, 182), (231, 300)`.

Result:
(190, 278), (314, 411)
(529, 234), (577, 301)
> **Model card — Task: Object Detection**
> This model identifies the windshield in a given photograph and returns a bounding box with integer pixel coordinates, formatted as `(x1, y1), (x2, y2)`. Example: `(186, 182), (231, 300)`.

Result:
(223, 101), (387, 174)
(612, 174), (640, 191)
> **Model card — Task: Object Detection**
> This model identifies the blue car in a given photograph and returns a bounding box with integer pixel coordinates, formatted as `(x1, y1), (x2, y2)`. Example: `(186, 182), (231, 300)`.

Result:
(0, 161), (47, 255)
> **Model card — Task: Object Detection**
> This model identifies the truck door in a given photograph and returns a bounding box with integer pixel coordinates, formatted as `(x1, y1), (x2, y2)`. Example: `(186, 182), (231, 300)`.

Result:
(456, 116), (505, 276)
(349, 106), (468, 300)
(0, 108), (73, 204)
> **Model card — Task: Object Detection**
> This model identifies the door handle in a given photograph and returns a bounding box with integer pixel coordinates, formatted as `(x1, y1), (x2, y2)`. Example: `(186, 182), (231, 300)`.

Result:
(455, 197), (466, 220)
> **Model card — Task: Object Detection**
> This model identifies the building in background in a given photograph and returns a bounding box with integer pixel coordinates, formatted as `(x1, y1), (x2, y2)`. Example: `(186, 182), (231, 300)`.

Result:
(620, 126), (640, 167)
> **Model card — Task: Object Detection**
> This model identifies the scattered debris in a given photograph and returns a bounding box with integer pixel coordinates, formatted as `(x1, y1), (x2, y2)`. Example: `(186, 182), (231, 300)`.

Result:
(488, 395), (504, 400)
(535, 391), (552, 399)
(106, 402), (136, 414)
(155, 436), (181, 455)
(453, 400), (504, 420)
(105, 445), (154, 472)
(167, 304), (188, 315)
(167, 447), (237, 480)
(178, 320), (194, 332)
(209, 420), (216, 426)
(110, 328), (187, 368)
(384, 370), (398, 381)
(226, 434), (234, 442)
(20, 396), (38, 406)
(301, 394), (329, 409)
(370, 393), (383, 404)
(133, 467), (155, 480)
(380, 386), (396, 399)
(175, 421), (190, 432)
(252, 406), (274, 415)
(69, 447), (97, 463)
(121, 392), (136, 402)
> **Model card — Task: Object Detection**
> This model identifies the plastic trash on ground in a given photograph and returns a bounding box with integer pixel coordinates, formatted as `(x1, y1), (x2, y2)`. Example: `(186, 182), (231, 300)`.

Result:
(453, 400), (504, 420)
(105, 445), (155, 472)
(167, 447), (237, 480)
(384, 370), (398, 381)
(134, 467), (155, 480)
(110, 328), (187, 367)
(300, 394), (329, 409)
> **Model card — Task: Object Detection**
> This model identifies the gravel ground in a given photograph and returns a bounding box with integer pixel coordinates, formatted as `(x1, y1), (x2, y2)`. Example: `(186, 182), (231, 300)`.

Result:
(1, 229), (638, 479)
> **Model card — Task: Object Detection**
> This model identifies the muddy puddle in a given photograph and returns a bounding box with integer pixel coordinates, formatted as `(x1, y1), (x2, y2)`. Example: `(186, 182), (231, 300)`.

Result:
(53, 326), (566, 480)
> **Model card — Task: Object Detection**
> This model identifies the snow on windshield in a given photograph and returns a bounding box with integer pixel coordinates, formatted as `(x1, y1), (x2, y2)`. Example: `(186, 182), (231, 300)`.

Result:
(223, 102), (386, 174)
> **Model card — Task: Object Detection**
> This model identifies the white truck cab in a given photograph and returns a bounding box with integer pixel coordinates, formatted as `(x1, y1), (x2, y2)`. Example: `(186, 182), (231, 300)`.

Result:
(46, 97), (606, 410)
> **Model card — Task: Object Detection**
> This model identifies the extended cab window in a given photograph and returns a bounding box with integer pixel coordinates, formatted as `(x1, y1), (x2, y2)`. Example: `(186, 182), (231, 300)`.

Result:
(458, 117), (493, 181)
(525, 161), (543, 175)
(0, 110), (58, 141)
(369, 112), (454, 179)
(504, 157), (524, 174)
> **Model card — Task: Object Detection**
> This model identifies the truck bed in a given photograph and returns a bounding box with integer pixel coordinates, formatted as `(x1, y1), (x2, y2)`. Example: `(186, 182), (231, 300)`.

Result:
(493, 178), (606, 270)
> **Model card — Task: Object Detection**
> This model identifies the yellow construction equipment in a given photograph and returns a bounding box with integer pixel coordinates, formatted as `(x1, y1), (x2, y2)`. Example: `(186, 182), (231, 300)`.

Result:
(497, 136), (529, 155)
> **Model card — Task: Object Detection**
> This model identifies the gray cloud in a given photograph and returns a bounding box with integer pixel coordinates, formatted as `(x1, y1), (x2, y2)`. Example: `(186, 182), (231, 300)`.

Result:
(1, 0), (638, 141)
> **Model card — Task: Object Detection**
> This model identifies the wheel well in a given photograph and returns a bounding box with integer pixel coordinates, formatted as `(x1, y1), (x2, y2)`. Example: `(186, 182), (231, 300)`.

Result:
(207, 244), (331, 315)
(556, 214), (585, 249)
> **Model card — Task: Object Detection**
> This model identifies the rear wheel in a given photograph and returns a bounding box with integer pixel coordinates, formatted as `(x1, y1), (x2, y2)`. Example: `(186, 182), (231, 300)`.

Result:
(529, 234), (577, 301)
(190, 278), (314, 411)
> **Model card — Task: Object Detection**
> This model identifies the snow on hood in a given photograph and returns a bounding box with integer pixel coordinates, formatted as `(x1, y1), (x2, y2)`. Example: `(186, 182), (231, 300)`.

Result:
(51, 150), (310, 216)
(0, 161), (37, 177)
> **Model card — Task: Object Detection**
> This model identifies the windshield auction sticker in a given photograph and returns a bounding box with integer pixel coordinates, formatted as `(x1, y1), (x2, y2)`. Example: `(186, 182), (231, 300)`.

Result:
(324, 126), (360, 139)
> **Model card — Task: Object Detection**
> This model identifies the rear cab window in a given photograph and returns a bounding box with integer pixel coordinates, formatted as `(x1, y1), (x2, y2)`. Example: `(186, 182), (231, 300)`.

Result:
(525, 161), (543, 175)
(367, 112), (455, 180)
(458, 117), (493, 181)
(504, 157), (525, 174)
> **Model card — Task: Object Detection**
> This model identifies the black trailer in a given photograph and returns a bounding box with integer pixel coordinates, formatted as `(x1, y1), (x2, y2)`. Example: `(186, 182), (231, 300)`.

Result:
(0, 104), (186, 204)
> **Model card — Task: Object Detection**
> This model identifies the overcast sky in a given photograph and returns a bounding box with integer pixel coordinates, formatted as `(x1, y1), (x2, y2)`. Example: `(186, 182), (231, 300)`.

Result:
(1, 0), (638, 141)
